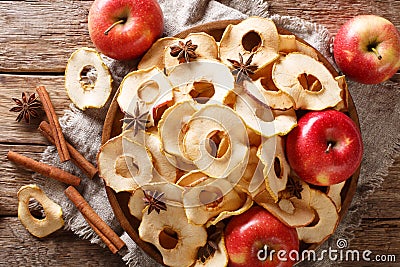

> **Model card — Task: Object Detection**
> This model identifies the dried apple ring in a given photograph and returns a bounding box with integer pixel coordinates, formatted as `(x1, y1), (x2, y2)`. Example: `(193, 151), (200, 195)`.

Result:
(18, 184), (64, 238)
(138, 204), (207, 267)
(167, 61), (235, 105)
(183, 177), (244, 225)
(117, 66), (173, 127)
(98, 134), (153, 192)
(219, 17), (280, 74)
(183, 104), (249, 178)
(272, 53), (343, 110)
(65, 47), (112, 110)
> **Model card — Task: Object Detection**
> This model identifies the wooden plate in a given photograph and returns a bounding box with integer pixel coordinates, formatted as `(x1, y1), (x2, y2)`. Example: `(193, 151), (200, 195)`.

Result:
(101, 20), (361, 266)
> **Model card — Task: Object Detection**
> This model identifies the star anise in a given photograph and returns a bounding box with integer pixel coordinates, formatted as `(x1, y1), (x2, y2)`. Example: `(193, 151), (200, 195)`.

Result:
(227, 53), (258, 84)
(121, 102), (150, 136)
(169, 39), (198, 64)
(143, 190), (167, 215)
(286, 176), (303, 199)
(197, 224), (223, 263)
(10, 92), (41, 123)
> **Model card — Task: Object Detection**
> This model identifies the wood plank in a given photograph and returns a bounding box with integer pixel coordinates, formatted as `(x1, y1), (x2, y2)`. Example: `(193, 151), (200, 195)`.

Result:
(1, 0), (399, 73)
(0, 217), (124, 266)
(0, 0), (93, 72)
(269, 0), (400, 34)
(0, 74), (70, 144)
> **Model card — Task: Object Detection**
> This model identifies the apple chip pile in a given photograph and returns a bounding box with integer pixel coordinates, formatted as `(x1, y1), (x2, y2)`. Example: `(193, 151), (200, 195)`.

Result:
(98, 17), (350, 267)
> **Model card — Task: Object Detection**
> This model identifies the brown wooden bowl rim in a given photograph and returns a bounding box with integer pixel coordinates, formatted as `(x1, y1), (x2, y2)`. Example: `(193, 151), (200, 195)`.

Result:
(101, 19), (361, 266)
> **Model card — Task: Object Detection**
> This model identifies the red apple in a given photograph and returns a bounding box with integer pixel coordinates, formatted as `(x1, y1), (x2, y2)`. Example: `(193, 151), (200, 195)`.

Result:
(333, 15), (400, 84)
(286, 110), (363, 186)
(225, 206), (299, 267)
(88, 0), (164, 61)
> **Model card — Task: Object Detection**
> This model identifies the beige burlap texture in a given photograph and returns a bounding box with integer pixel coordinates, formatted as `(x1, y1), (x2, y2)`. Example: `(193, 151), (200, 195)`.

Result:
(32, 1), (400, 266)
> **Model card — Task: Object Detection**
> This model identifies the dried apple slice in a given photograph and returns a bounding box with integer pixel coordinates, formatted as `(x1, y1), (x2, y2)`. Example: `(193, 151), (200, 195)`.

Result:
(234, 88), (297, 138)
(296, 189), (339, 243)
(183, 178), (244, 225)
(158, 100), (198, 171)
(248, 77), (295, 110)
(138, 37), (178, 70)
(219, 17), (280, 74)
(176, 170), (209, 187)
(117, 66), (173, 126)
(333, 75), (350, 112)
(208, 194), (253, 226)
(167, 61), (234, 104)
(17, 184), (64, 238)
(164, 32), (219, 69)
(97, 134), (153, 192)
(272, 53), (343, 110)
(327, 181), (346, 212)
(138, 204), (207, 267)
(183, 104), (249, 178)
(257, 136), (289, 202)
(128, 182), (184, 221)
(254, 182), (315, 228)
(65, 47), (112, 110)
(279, 34), (319, 60)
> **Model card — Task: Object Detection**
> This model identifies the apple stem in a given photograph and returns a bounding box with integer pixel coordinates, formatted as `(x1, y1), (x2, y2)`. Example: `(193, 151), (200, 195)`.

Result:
(371, 47), (382, 60)
(325, 142), (333, 154)
(104, 19), (125, 36)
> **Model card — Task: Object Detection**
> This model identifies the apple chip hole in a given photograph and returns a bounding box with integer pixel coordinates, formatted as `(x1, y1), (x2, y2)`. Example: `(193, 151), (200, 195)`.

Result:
(189, 81), (215, 104)
(137, 80), (160, 104)
(260, 77), (279, 92)
(152, 100), (173, 126)
(242, 31), (262, 52)
(115, 155), (139, 178)
(159, 227), (179, 249)
(199, 186), (224, 208)
(29, 198), (46, 219)
(298, 73), (322, 92)
(206, 130), (229, 158)
(80, 65), (97, 91)
(274, 157), (283, 179)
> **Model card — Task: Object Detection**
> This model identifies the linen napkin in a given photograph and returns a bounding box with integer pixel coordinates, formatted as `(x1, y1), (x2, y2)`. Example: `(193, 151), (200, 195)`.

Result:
(33, 0), (400, 266)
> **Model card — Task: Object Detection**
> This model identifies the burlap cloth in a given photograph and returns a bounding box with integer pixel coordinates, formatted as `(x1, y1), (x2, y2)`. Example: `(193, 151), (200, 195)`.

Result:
(32, 1), (400, 266)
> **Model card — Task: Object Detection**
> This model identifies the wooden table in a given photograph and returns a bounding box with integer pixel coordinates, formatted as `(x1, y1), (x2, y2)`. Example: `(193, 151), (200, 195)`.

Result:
(0, 1), (398, 266)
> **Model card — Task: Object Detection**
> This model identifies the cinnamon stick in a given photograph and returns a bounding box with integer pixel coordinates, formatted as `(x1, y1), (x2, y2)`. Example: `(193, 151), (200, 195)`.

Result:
(83, 214), (118, 254)
(64, 186), (125, 251)
(39, 121), (98, 179)
(7, 151), (80, 186)
(36, 86), (70, 162)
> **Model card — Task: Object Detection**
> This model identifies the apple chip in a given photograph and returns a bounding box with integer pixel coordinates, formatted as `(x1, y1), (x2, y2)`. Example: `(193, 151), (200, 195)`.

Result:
(234, 86), (297, 137)
(164, 32), (219, 69)
(257, 136), (289, 202)
(296, 189), (339, 243)
(207, 194), (253, 227)
(327, 181), (346, 212)
(117, 66), (173, 127)
(18, 184), (64, 238)
(183, 104), (249, 178)
(254, 182), (315, 227)
(145, 132), (178, 183)
(97, 134), (153, 192)
(176, 170), (209, 187)
(128, 182), (184, 221)
(65, 47), (112, 110)
(183, 178), (244, 225)
(158, 100), (199, 170)
(219, 17), (280, 74)
(138, 37), (178, 70)
(272, 53), (343, 110)
(167, 60), (234, 104)
(279, 34), (318, 60)
(139, 204), (207, 267)
(248, 76), (295, 110)
(333, 75), (350, 112)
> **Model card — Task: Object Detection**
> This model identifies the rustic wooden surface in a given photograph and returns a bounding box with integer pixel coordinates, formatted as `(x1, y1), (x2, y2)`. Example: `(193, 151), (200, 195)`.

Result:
(0, 0), (398, 266)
